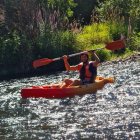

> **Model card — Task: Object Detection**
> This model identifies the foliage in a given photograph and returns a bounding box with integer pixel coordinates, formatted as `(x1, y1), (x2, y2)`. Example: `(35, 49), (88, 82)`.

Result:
(0, 0), (77, 78)
(76, 23), (111, 49)
(73, 0), (98, 24)
(96, 49), (111, 62)
(108, 21), (127, 40)
(38, 0), (77, 30)
(75, 22), (127, 49)
(2, 0), (77, 39)
(39, 0), (76, 16)
(128, 32), (140, 51)
(96, 0), (140, 32)
(0, 31), (20, 66)
(34, 29), (76, 59)
(4, 0), (40, 39)
(0, 0), (139, 79)
(90, 44), (111, 62)
(0, 30), (33, 75)
(0, 28), (76, 75)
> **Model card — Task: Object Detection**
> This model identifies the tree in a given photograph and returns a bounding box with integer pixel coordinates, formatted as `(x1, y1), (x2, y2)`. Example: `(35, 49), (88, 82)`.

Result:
(96, 0), (140, 32)
(73, 0), (98, 24)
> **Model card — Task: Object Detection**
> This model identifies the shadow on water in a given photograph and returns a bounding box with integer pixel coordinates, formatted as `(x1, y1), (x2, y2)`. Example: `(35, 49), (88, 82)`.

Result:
(0, 55), (140, 139)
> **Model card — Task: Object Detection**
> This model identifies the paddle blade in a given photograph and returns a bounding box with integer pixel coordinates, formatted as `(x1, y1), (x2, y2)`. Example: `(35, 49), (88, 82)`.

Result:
(33, 58), (53, 68)
(105, 40), (125, 50)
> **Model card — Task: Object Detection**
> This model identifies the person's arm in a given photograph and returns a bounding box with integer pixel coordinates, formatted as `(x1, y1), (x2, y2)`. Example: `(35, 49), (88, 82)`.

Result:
(63, 55), (78, 71)
(89, 51), (100, 67)
(93, 51), (100, 63)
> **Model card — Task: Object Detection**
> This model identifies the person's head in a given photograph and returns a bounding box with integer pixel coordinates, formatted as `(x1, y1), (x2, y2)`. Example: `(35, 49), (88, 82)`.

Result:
(80, 52), (89, 63)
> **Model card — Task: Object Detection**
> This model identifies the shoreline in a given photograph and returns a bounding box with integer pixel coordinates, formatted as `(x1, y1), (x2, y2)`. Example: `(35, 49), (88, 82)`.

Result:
(0, 52), (140, 81)
(101, 52), (140, 66)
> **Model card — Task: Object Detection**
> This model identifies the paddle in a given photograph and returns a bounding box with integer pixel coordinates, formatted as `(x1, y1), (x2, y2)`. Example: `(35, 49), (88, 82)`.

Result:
(33, 39), (125, 68)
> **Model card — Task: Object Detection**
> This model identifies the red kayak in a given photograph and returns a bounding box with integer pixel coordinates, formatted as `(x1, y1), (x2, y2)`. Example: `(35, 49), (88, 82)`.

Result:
(21, 77), (114, 99)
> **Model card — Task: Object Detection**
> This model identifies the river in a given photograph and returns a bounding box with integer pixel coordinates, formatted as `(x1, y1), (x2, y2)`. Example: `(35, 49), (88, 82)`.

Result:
(0, 55), (140, 139)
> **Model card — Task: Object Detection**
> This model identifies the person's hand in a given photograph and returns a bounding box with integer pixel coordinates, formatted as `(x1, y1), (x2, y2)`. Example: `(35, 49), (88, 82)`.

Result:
(62, 55), (69, 61)
(89, 50), (96, 54)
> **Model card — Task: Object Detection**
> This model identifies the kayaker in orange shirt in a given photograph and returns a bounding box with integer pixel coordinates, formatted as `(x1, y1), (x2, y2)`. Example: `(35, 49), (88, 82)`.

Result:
(61, 51), (100, 88)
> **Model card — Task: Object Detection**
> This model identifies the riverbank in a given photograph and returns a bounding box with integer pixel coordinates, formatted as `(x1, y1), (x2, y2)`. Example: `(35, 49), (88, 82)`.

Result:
(0, 51), (139, 81)
(101, 51), (140, 66)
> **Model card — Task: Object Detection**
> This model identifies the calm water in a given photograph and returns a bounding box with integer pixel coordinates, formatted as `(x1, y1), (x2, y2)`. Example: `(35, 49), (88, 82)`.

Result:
(0, 56), (140, 140)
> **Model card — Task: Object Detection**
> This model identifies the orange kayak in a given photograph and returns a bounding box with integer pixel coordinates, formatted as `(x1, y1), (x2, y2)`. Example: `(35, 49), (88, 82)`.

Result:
(21, 77), (114, 99)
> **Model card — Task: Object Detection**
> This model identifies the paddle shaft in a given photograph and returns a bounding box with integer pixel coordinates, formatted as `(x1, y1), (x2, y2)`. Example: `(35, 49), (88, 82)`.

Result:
(53, 47), (104, 61)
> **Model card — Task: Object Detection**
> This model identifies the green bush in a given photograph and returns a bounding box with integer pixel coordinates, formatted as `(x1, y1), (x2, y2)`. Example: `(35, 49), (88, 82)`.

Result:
(96, 49), (111, 62)
(108, 21), (127, 40)
(75, 22), (127, 50)
(76, 23), (111, 49)
(0, 31), (20, 66)
(0, 30), (34, 75)
(35, 29), (76, 59)
(128, 32), (140, 51)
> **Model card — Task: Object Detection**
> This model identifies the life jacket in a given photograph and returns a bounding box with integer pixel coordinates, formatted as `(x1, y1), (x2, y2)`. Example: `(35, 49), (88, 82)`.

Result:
(78, 62), (97, 83)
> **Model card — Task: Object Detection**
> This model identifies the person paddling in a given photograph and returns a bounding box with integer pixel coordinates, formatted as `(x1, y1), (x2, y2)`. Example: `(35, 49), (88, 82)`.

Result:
(61, 51), (100, 87)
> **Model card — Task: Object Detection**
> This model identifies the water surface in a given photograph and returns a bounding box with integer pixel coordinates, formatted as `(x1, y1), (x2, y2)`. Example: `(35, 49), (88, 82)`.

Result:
(0, 56), (140, 139)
